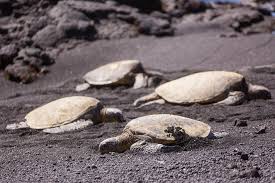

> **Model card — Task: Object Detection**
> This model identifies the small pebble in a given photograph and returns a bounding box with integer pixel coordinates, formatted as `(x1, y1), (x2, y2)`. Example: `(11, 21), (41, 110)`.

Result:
(91, 164), (97, 169)
(241, 154), (249, 160)
(227, 164), (238, 169)
(95, 176), (101, 179)
(236, 151), (242, 155)
(255, 125), (267, 134)
(234, 119), (248, 127)
(239, 167), (260, 178)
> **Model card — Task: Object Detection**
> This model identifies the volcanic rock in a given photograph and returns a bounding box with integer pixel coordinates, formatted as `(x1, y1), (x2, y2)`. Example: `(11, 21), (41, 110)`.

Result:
(0, 0), (12, 16)
(0, 44), (18, 69)
(4, 62), (38, 83)
(32, 25), (64, 47)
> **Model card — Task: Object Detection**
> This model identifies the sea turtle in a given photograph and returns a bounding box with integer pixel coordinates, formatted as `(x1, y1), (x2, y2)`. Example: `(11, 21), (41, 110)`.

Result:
(76, 60), (162, 92)
(6, 96), (125, 133)
(99, 114), (227, 154)
(133, 71), (271, 107)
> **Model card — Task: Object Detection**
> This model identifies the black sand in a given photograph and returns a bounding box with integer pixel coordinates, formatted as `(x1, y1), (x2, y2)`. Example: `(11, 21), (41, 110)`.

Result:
(1, 32), (275, 182)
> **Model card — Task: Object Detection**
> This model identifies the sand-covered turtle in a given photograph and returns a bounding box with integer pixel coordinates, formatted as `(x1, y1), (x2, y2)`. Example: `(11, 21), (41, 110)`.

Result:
(134, 71), (271, 107)
(76, 60), (162, 92)
(6, 96), (125, 133)
(99, 114), (226, 154)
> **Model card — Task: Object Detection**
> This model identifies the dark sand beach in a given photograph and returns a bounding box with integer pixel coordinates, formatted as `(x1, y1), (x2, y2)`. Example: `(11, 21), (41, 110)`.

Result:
(0, 0), (275, 182)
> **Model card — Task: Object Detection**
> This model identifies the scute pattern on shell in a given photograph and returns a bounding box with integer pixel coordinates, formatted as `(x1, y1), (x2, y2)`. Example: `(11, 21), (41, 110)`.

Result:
(83, 60), (142, 85)
(25, 96), (100, 129)
(124, 114), (211, 144)
(156, 71), (245, 104)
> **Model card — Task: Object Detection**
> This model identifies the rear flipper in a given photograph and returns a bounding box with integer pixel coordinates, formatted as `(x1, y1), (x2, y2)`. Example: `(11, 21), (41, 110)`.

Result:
(130, 140), (181, 154)
(207, 131), (229, 139)
(43, 119), (93, 134)
(76, 83), (90, 92)
(215, 91), (246, 106)
(240, 64), (275, 74)
(6, 121), (29, 130)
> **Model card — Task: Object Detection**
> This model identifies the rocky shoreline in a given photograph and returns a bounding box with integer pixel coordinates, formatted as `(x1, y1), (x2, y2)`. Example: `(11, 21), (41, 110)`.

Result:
(0, 1), (275, 182)
(0, 0), (274, 83)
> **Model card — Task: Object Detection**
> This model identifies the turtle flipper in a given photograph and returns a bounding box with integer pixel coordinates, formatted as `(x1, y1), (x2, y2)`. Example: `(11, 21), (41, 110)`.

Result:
(207, 131), (229, 139)
(75, 83), (90, 92)
(215, 91), (246, 106)
(239, 64), (275, 74)
(6, 121), (29, 130)
(42, 119), (93, 134)
(133, 92), (162, 107)
(130, 140), (181, 154)
(137, 99), (165, 108)
(133, 73), (148, 89)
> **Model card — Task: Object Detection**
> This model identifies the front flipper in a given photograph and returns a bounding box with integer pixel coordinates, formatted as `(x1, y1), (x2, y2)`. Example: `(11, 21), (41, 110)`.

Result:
(137, 99), (165, 108)
(133, 73), (148, 89)
(130, 140), (181, 154)
(6, 121), (29, 130)
(43, 119), (93, 134)
(75, 83), (90, 92)
(133, 92), (161, 107)
(216, 91), (246, 106)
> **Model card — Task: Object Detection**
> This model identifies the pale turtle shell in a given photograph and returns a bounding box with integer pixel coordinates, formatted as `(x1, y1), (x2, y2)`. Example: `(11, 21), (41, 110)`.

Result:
(155, 71), (245, 104)
(83, 60), (143, 85)
(25, 96), (102, 129)
(124, 114), (211, 144)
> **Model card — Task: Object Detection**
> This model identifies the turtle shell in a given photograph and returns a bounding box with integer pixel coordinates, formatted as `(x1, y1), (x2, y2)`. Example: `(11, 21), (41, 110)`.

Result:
(155, 71), (245, 104)
(124, 114), (211, 144)
(25, 96), (102, 129)
(83, 60), (143, 86)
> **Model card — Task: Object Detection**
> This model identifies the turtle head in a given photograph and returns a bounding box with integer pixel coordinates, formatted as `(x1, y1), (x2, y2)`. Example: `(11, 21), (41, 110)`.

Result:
(101, 108), (125, 123)
(99, 137), (121, 154)
(247, 83), (271, 100)
(99, 132), (134, 154)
